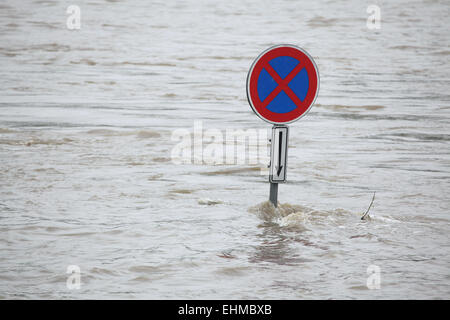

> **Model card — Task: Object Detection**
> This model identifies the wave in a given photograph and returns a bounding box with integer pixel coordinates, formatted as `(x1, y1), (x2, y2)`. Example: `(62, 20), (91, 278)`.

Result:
(86, 129), (160, 138)
(248, 201), (352, 230)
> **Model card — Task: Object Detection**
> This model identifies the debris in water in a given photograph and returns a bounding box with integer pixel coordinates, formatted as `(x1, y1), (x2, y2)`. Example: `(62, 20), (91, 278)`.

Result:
(198, 198), (223, 205)
(361, 192), (376, 220)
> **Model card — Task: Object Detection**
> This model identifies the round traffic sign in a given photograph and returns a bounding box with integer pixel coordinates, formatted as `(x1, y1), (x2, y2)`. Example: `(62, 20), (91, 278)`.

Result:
(246, 44), (320, 124)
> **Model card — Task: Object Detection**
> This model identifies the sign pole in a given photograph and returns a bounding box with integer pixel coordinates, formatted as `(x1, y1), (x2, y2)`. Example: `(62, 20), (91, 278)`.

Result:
(269, 182), (278, 207)
(268, 125), (288, 207)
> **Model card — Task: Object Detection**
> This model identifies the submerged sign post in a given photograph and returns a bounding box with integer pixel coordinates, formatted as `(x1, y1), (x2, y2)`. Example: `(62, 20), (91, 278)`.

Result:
(246, 44), (319, 207)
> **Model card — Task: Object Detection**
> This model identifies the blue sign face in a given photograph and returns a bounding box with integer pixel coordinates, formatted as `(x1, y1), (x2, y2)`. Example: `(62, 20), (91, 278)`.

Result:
(257, 56), (310, 114)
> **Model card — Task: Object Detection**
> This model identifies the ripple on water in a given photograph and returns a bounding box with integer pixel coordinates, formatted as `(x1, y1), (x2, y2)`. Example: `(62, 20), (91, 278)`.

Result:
(248, 201), (354, 230)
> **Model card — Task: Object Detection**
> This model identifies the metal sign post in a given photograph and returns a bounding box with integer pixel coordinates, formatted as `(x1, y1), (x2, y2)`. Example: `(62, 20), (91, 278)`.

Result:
(269, 182), (278, 208)
(269, 125), (288, 207)
(246, 44), (319, 208)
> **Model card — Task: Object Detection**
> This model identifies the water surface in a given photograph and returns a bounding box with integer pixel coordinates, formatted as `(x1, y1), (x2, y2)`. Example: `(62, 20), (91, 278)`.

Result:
(0, 0), (449, 299)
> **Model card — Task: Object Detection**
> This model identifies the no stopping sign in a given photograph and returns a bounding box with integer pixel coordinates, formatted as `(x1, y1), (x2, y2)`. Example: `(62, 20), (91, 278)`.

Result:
(246, 45), (320, 124)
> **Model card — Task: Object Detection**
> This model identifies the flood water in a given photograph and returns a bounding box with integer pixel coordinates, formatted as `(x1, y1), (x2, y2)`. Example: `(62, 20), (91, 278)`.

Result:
(0, 0), (449, 299)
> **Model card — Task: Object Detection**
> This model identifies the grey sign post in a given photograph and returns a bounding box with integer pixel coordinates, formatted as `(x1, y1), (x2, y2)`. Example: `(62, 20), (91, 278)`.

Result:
(246, 45), (320, 208)
(269, 126), (288, 207)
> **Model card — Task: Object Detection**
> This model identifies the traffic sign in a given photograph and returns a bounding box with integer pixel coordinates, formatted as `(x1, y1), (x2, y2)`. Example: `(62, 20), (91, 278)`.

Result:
(270, 126), (288, 183)
(246, 44), (319, 124)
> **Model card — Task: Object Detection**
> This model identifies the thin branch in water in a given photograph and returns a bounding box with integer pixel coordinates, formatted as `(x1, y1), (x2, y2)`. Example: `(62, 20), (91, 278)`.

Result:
(361, 192), (376, 220)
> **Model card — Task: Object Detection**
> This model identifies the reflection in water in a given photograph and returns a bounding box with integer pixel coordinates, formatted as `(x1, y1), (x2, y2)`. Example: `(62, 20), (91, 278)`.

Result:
(250, 222), (313, 266)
